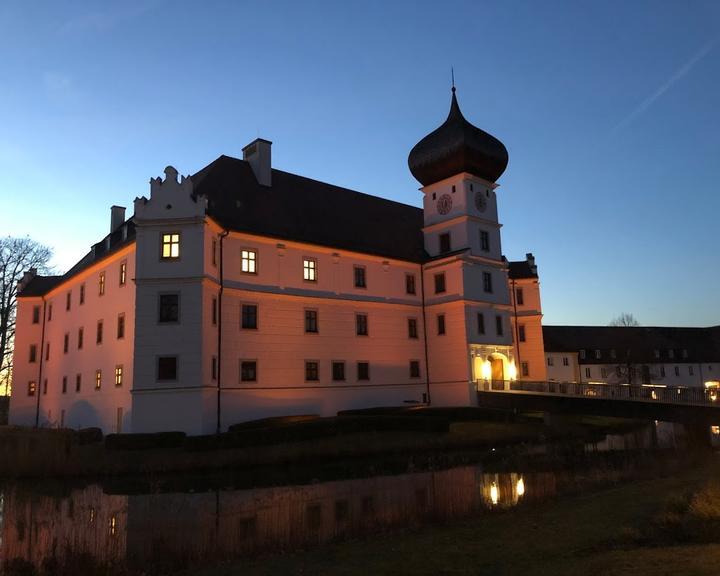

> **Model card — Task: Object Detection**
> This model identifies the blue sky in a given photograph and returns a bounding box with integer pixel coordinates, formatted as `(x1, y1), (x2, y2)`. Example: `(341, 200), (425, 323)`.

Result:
(1, 1), (718, 327)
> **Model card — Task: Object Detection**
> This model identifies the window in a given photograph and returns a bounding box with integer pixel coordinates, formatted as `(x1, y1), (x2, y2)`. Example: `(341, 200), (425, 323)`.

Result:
(437, 314), (446, 335)
(29, 344), (37, 363)
(95, 370), (102, 390)
(357, 362), (370, 381)
(96, 320), (103, 344)
(115, 365), (123, 387)
(409, 360), (421, 378)
(477, 312), (485, 335)
(161, 233), (180, 259)
(99, 272), (105, 296)
(62, 376), (67, 394)
(439, 233), (451, 254)
(689, 366), (694, 376)
(480, 230), (489, 252)
(653, 349), (660, 359)
(28, 381), (36, 396)
(75, 374), (81, 392)
(516, 288), (524, 306)
(668, 349), (675, 359)
(63, 333), (69, 354)
(483, 272), (493, 293)
(354, 265), (366, 288)
(305, 361), (319, 381)
(356, 313), (368, 336)
(32, 305), (40, 324)
(405, 274), (416, 295)
(521, 362), (529, 377)
(562, 356), (569, 366)
(45, 342), (50, 361)
(580, 349), (586, 360)
(495, 315), (503, 336)
(305, 309), (318, 333)
(241, 304), (258, 329)
(241, 360), (257, 382)
(682, 349), (688, 359)
(211, 357), (217, 380)
(674, 366), (680, 377)
(332, 361), (346, 381)
(610, 349), (616, 359)
(48, 303), (52, 321)
(601, 367), (608, 378)
(660, 366), (666, 377)
(303, 258), (317, 282)
(547, 356), (554, 367)
(158, 357), (178, 381)
(434, 273), (446, 294)
(212, 297), (217, 325)
(241, 249), (257, 274)
(408, 318), (418, 339)
(80, 284), (85, 305)
(159, 294), (179, 323)
(119, 262), (127, 286)
(117, 313), (125, 339)
(66, 292), (71, 311)
(585, 367), (591, 378)
(212, 238), (217, 267)
(518, 325), (526, 342)
(78, 328), (84, 350)
(595, 350), (601, 359)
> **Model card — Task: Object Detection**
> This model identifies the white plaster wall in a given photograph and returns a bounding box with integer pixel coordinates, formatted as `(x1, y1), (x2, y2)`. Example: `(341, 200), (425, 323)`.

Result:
(545, 353), (579, 382)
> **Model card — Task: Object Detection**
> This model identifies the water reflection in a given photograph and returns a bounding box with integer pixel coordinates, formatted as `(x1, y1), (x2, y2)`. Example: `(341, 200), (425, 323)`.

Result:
(0, 467), (558, 570)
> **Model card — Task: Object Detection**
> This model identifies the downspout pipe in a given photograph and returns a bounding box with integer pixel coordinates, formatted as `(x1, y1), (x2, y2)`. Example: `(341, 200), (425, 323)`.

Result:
(216, 230), (229, 435)
(420, 265), (431, 405)
(34, 299), (47, 427)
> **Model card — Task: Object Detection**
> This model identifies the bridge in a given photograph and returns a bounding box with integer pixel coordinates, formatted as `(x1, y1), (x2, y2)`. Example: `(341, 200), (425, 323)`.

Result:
(476, 380), (720, 429)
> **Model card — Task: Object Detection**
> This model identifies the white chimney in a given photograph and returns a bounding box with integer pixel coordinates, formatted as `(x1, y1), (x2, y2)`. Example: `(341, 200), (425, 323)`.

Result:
(242, 138), (272, 187)
(111, 206), (126, 233)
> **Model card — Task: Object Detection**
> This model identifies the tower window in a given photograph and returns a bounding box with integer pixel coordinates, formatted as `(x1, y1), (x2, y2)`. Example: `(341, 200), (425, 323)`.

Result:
(159, 294), (180, 323)
(437, 314), (446, 335)
(434, 273), (446, 294)
(495, 315), (503, 336)
(241, 249), (257, 274)
(158, 356), (178, 381)
(480, 230), (489, 252)
(439, 233), (451, 254)
(516, 288), (524, 305)
(477, 313), (485, 335)
(483, 272), (493, 293)
(161, 233), (181, 259)
(451, 185), (456, 193)
(354, 265), (367, 288)
(303, 258), (317, 282)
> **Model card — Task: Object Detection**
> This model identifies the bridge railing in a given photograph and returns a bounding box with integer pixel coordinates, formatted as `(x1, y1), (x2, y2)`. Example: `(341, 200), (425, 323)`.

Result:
(476, 379), (719, 407)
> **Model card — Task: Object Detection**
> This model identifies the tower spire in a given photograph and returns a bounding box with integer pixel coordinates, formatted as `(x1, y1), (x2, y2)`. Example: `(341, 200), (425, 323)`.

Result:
(451, 67), (456, 93)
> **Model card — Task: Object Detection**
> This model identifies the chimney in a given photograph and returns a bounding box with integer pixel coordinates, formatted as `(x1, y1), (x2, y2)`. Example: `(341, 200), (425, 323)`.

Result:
(526, 252), (537, 275)
(242, 138), (272, 187)
(17, 268), (37, 293)
(111, 206), (126, 233)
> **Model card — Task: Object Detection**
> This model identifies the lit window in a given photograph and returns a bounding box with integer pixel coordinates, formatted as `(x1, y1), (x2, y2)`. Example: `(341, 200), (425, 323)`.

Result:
(332, 361), (346, 381)
(95, 370), (102, 390)
(483, 272), (493, 293)
(434, 273), (446, 294)
(241, 304), (258, 329)
(27, 381), (36, 396)
(305, 309), (318, 333)
(437, 314), (446, 335)
(241, 249), (257, 274)
(356, 313), (368, 336)
(354, 265), (366, 288)
(161, 233), (180, 259)
(303, 258), (317, 281)
(305, 361), (319, 381)
(409, 360), (421, 378)
(115, 365), (123, 387)
(119, 262), (127, 286)
(241, 360), (257, 382)
(99, 272), (106, 296)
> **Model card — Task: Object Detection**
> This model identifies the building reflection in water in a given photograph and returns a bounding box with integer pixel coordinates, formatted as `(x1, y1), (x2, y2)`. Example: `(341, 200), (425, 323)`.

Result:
(0, 466), (558, 569)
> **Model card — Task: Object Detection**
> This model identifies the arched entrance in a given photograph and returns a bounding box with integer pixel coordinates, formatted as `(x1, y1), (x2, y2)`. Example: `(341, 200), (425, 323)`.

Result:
(473, 351), (513, 391)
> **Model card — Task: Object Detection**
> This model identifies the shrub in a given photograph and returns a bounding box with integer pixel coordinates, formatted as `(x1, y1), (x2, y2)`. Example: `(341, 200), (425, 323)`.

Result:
(75, 427), (103, 445)
(105, 431), (186, 451)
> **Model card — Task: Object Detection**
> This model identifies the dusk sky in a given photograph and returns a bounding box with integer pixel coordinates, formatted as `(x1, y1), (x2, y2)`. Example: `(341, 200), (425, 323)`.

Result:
(1, 1), (718, 327)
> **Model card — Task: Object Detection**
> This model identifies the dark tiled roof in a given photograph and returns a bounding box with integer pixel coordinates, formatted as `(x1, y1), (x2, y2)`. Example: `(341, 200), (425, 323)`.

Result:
(191, 155), (427, 263)
(508, 260), (538, 279)
(543, 325), (720, 364)
(18, 221), (136, 297)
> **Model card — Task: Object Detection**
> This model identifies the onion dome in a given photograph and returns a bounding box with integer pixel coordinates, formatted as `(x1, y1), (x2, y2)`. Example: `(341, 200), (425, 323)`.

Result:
(408, 88), (509, 186)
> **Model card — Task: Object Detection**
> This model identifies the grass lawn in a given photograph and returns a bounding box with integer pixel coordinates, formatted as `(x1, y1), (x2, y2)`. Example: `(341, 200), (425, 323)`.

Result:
(184, 459), (720, 576)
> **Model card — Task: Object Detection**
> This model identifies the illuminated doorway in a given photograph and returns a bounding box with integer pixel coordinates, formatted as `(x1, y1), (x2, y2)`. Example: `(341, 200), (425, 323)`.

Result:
(491, 357), (505, 390)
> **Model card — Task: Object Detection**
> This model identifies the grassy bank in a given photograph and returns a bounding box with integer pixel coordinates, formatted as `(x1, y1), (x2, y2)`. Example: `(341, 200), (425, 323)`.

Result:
(185, 458), (720, 576)
(0, 408), (645, 479)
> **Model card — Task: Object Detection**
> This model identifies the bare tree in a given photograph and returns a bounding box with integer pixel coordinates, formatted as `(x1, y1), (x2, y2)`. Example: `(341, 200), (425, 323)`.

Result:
(608, 312), (640, 327)
(0, 237), (53, 395)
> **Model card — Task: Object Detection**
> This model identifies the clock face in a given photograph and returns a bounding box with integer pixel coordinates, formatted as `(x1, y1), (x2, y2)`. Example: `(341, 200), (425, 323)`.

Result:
(437, 194), (453, 215)
(475, 191), (488, 212)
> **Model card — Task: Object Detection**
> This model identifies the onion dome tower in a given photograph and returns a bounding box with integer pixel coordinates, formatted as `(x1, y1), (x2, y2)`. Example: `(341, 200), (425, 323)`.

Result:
(408, 87), (508, 186)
